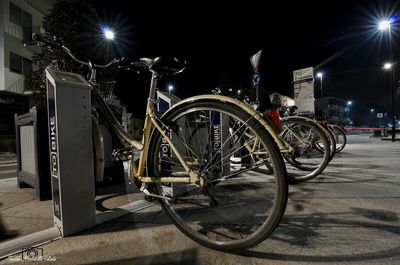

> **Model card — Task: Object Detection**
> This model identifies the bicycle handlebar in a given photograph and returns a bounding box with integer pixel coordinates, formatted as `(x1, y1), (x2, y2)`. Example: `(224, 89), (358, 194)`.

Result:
(29, 32), (120, 69)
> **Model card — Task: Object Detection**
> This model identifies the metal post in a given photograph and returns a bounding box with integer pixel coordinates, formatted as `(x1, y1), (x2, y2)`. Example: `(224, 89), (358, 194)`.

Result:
(320, 76), (323, 98)
(256, 86), (259, 103)
(392, 66), (396, 142)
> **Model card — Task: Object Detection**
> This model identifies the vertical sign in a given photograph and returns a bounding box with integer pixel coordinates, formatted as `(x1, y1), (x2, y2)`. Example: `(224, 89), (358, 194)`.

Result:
(293, 67), (315, 114)
(47, 80), (62, 225)
(211, 111), (222, 173)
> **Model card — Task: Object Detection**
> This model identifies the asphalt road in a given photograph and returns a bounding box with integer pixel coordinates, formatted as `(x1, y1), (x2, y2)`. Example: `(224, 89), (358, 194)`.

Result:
(1, 135), (399, 264)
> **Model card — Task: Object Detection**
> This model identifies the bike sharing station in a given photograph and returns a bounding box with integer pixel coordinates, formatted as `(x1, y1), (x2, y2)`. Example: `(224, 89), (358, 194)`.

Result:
(0, 69), (153, 258)
(1, 70), (233, 259)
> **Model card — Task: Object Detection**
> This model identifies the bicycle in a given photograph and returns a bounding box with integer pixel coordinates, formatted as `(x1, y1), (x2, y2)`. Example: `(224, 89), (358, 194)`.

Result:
(237, 98), (332, 183)
(329, 124), (347, 153)
(28, 33), (289, 251)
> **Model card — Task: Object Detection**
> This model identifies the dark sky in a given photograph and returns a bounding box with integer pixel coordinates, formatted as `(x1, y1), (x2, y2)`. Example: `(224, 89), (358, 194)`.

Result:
(88, 0), (400, 118)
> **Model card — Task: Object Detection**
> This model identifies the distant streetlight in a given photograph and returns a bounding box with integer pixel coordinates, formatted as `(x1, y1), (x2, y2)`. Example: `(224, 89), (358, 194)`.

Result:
(383, 61), (396, 141)
(347, 101), (352, 126)
(370, 108), (375, 127)
(168, 85), (174, 94)
(383, 63), (392, 70)
(379, 18), (396, 142)
(316, 72), (323, 98)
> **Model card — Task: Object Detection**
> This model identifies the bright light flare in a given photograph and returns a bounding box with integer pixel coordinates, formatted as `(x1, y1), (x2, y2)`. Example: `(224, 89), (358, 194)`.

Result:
(378, 20), (391, 31)
(101, 25), (115, 40)
(104, 29), (114, 40)
(383, 63), (393, 70)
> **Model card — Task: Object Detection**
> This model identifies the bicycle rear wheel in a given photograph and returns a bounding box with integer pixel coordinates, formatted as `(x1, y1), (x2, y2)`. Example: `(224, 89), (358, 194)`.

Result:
(147, 101), (288, 251)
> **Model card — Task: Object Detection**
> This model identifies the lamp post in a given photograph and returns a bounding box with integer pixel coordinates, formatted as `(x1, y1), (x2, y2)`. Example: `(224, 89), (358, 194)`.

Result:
(383, 62), (396, 141)
(168, 85), (174, 94)
(316, 72), (323, 98)
(347, 100), (352, 126)
(370, 108), (375, 128)
(379, 19), (396, 142)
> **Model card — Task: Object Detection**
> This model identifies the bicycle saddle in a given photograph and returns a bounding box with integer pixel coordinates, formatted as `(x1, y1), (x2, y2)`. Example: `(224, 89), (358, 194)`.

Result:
(140, 57), (186, 75)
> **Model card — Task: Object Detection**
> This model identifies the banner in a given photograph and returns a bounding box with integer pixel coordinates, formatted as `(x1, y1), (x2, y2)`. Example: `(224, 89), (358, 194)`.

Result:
(293, 67), (315, 113)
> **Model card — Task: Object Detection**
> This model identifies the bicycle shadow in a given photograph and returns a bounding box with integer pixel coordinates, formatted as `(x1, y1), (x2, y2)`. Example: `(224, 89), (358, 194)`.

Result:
(233, 207), (400, 262)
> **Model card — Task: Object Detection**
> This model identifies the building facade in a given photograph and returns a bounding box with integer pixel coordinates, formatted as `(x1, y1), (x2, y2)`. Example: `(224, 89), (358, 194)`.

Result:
(0, 0), (54, 93)
(0, 0), (53, 151)
(315, 96), (349, 126)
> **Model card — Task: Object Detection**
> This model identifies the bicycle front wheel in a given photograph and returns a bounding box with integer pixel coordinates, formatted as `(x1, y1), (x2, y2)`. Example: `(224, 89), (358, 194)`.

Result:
(281, 117), (331, 182)
(147, 101), (288, 251)
(330, 125), (347, 153)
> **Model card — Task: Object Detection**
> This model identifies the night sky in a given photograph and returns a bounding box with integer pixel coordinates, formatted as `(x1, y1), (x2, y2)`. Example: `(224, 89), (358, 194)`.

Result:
(88, 0), (400, 118)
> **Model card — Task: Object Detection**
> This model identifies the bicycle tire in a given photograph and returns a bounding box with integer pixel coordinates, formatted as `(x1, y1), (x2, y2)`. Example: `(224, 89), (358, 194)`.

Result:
(330, 125), (347, 153)
(316, 125), (336, 162)
(280, 117), (331, 182)
(147, 101), (288, 251)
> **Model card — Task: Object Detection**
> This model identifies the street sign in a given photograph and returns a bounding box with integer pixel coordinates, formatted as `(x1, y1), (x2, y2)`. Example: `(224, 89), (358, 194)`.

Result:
(377, 113), (384, 118)
(252, 72), (260, 87)
(250, 50), (262, 72)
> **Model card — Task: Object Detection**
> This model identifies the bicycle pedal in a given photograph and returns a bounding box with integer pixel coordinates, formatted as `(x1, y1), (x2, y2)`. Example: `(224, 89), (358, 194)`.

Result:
(140, 186), (172, 201)
(112, 148), (133, 162)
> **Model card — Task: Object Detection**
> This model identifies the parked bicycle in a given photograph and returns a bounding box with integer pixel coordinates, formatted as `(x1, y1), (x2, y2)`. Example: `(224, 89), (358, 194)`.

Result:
(27, 33), (289, 251)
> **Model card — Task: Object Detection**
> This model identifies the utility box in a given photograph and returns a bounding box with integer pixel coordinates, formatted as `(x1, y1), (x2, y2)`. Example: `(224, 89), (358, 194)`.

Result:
(46, 68), (95, 236)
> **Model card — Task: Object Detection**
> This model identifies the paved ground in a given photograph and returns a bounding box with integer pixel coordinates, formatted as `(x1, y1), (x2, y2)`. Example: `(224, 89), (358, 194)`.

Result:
(1, 135), (400, 264)
(0, 153), (17, 180)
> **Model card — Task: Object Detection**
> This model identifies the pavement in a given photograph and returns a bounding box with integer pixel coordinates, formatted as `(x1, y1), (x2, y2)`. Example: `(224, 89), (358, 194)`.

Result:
(0, 153), (17, 181)
(0, 135), (400, 264)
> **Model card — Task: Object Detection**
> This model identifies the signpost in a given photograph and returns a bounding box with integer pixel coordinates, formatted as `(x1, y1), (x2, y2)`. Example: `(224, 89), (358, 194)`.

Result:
(250, 50), (262, 102)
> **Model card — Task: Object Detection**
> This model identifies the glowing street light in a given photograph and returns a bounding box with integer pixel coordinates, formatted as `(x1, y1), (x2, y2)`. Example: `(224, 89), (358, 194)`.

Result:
(347, 101), (352, 106)
(383, 61), (396, 142)
(383, 62), (392, 70)
(168, 85), (174, 94)
(378, 20), (391, 31)
(316, 72), (323, 97)
(101, 25), (115, 40)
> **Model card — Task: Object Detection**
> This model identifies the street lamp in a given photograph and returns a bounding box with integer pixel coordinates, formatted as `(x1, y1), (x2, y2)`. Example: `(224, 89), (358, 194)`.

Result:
(347, 101), (352, 126)
(316, 72), (323, 98)
(379, 19), (396, 142)
(370, 108), (375, 127)
(168, 85), (174, 94)
(378, 20), (391, 31)
(382, 61), (396, 141)
(101, 25), (115, 40)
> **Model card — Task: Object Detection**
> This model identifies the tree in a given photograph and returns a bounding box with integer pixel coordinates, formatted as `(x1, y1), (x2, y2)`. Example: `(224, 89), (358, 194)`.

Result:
(28, 0), (117, 109)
